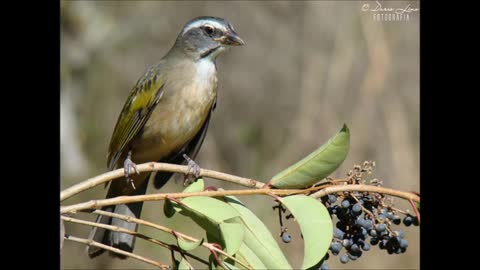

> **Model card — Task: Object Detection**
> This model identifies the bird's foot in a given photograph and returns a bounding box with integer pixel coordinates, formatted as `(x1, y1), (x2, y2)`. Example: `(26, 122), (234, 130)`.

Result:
(183, 154), (201, 186)
(124, 151), (139, 189)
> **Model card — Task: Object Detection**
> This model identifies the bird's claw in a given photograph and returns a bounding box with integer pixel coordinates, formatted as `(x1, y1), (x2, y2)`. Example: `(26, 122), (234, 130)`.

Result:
(124, 152), (139, 189)
(183, 154), (201, 186)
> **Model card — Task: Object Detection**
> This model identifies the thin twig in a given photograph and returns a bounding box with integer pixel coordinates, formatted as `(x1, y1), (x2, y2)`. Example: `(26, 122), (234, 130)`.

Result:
(61, 162), (265, 201)
(61, 184), (419, 214)
(61, 188), (307, 214)
(61, 215), (208, 265)
(64, 235), (169, 269)
(88, 209), (252, 270)
(310, 184), (420, 202)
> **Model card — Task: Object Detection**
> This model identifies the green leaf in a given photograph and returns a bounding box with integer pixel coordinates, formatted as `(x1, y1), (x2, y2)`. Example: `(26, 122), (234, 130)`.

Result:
(271, 124), (350, 189)
(235, 243), (268, 269)
(224, 196), (292, 269)
(279, 195), (333, 269)
(163, 199), (177, 218)
(219, 221), (244, 255)
(178, 258), (194, 270)
(177, 237), (204, 252)
(222, 261), (240, 270)
(164, 179), (205, 218)
(178, 196), (240, 226)
(176, 196), (244, 255)
(183, 178), (205, 193)
(208, 255), (241, 270)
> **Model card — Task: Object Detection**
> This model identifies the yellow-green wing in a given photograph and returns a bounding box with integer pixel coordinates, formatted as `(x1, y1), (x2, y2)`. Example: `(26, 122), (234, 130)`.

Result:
(107, 64), (166, 170)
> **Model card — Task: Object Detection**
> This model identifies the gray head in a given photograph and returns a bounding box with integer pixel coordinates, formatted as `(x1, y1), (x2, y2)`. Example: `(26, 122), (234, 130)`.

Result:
(172, 16), (245, 61)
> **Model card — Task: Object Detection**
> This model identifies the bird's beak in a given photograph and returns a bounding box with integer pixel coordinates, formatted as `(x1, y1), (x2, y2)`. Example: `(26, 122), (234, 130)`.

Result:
(222, 30), (245, 46)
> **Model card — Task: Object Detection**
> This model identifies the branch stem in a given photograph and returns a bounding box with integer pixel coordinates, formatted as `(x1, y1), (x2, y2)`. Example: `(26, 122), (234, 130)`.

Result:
(64, 235), (169, 269)
(61, 184), (419, 214)
(87, 209), (251, 269)
(61, 162), (265, 201)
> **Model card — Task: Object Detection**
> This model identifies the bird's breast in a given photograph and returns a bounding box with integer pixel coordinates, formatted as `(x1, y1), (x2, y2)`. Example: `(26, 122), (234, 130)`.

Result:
(130, 59), (217, 163)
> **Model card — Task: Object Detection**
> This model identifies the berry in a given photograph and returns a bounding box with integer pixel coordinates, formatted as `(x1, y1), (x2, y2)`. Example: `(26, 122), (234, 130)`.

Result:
(342, 239), (353, 248)
(330, 242), (342, 254)
(394, 230), (405, 239)
(392, 215), (401, 225)
(333, 228), (345, 239)
(340, 254), (349, 264)
(362, 243), (371, 251)
(328, 194), (337, 204)
(341, 200), (350, 208)
(375, 223), (387, 232)
(399, 239), (408, 248)
(281, 233), (291, 243)
(329, 205), (339, 215)
(369, 229), (377, 237)
(350, 244), (360, 253)
(379, 240), (388, 249)
(348, 253), (359, 261)
(352, 203), (362, 215)
(355, 217), (366, 226)
(336, 221), (347, 232)
(320, 262), (330, 270)
(412, 216), (419, 226)
(363, 220), (373, 230)
(403, 216), (413, 226)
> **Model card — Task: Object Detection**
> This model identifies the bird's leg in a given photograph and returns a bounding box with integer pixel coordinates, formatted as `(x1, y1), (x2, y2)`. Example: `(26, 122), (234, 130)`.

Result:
(124, 150), (139, 189)
(182, 154), (201, 186)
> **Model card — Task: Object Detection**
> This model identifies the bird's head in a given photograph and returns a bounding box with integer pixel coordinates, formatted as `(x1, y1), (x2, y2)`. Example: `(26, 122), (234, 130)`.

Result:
(173, 16), (245, 61)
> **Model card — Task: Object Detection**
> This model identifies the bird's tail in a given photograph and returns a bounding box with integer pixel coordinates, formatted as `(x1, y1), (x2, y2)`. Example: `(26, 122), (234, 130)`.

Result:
(87, 175), (150, 259)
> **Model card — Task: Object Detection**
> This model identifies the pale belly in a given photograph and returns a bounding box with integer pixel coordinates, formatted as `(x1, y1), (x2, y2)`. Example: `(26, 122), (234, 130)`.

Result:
(129, 75), (217, 164)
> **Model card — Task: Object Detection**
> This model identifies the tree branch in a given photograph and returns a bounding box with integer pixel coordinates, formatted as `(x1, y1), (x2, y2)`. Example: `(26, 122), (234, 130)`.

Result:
(61, 184), (419, 214)
(310, 184), (420, 202)
(86, 209), (252, 269)
(61, 162), (264, 201)
(61, 215), (209, 265)
(64, 235), (169, 269)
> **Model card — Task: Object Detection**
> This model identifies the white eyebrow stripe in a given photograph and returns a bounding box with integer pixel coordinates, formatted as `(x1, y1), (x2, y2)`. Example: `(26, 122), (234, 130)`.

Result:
(181, 20), (227, 36)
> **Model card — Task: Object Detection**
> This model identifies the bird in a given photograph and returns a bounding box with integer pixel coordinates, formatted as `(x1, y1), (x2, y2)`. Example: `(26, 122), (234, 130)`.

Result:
(86, 16), (244, 259)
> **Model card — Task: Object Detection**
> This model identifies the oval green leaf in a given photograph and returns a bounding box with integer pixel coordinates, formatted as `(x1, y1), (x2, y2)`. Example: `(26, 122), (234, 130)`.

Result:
(183, 178), (205, 193)
(178, 258), (194, 270)
(224, 196), (292, 269)
(235, 243), (268, 269)
(219, 221), (245, 255)
(271, 124), (350, 189)
(177, 197), (244, 255)
(164, 179), (205, 218)
(163, 199), (177, 218)
(179, 196), (240, 225)
(279, 195), (333, 269)
(222, 261), (240, 270)
(177, 237), (204, 252)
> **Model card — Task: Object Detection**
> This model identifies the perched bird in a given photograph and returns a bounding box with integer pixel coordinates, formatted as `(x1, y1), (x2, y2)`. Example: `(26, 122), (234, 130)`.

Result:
(87, 16), (244, 258)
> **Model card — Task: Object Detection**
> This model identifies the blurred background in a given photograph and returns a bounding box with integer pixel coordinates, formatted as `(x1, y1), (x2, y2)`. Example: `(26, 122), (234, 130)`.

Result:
(61, 1), (419, 269)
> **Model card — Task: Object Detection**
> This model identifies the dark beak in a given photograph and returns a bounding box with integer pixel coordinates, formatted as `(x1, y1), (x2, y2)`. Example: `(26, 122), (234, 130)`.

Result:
(223, 30), (245, 46)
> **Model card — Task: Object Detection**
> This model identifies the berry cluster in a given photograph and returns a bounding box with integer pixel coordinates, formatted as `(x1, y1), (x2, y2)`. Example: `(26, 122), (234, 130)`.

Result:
(317, 161), (419, 269)
(318, 192), (419, 269)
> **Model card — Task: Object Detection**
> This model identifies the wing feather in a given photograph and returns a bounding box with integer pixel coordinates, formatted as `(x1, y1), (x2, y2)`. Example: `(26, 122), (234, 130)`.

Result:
(107, 64), (166, 170)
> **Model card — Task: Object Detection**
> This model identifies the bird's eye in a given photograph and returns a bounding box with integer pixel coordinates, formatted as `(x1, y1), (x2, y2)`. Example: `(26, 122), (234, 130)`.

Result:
(203, 25), (214, 35)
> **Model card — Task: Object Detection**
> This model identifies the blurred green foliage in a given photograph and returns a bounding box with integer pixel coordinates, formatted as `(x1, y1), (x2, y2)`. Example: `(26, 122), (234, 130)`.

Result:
(61, 1), (419, 269)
